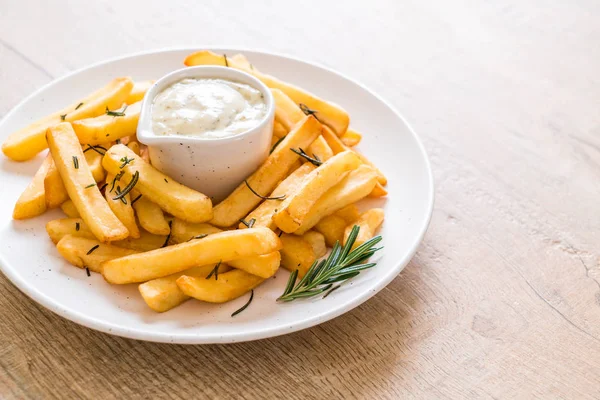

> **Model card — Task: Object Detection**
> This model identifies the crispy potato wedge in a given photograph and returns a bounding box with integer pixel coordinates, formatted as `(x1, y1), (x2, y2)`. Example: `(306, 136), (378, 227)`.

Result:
(13, 155), (52, 220)
(295, 165), (379, 234)
(211, 116), (321, 227)
(125, 80), (154, 104)
(314, 214), (347, 247)
(306, 135), (334, 163)
(240, 163), (315, 230)
(57, 235), (138, 273)
(2, 77), (133, 161)
(103, 144), (213, 223)
(44, 157), (69, 209)
(102, 227), (282, 284)
(84, 146), (106, 182)
(302, 231), (327, 258)
(46, 218), (165, 251)
(72, 101), (141, 145)
(343, 208), (384, 249)
(131, 193), (170, 236)
(279, 234), (317, 278)
(139, 263), (231, 313)
(272, 120), (288, 139)
(273, 151), (362, 233)
(176, 269), (264, 303)
(105, 173), (140, 238)
(47, 123), (128, 242)
(228, 252), (281, 279)
(170, 219), (222, 244)
(341, 128), (362, 147)
(60, 199), (80, 218)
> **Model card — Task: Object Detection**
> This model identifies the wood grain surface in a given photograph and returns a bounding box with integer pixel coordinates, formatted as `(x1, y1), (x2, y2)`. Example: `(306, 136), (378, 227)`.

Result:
(1, 0), (599, 398)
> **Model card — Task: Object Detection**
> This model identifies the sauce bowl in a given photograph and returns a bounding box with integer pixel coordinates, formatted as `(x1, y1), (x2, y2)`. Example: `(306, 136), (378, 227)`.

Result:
(137, 66), (275, 203)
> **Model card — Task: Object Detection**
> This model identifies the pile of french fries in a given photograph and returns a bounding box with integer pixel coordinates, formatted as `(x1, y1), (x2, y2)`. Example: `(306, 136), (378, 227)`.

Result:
(4, 50), (386, 313)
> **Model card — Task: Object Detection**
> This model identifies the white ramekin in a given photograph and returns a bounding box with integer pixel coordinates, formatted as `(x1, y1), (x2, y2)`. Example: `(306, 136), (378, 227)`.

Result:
(137, 66), (275, 203)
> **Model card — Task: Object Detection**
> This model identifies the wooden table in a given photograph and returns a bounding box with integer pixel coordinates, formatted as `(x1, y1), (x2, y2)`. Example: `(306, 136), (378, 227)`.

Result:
(1, 1), (599, 398)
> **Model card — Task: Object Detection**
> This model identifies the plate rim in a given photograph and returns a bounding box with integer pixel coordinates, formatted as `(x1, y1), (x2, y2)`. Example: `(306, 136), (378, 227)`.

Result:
(0, 46), (434, 344)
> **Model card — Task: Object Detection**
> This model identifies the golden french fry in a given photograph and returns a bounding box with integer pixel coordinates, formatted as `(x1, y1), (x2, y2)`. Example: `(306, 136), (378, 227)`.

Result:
(272, 120), (288, 139)
(131, 193), (170, 236)
(368, 183), (388, 198)
(46, 218), (166, 251)
(57, 235), (138, 273)
(279, 234), (317, 278)
(302, 231), (327, 258)
(139, 262), (231, 313)
(228, 252), (281, 279)
(211, 116), (322, 227)
(47, 123), (128, 242)
(306, 135), (334, 163)
(295, 165), (379, 234)
(2, 77), (133, 161)
(72, 101), (141, 145)
(341, 129), (362, 147)
(273, 151), (362, 233)
(343, 208), (384, 249)
(127, 141), (140, 155)
(240, 163), (315, 230)
(13, 154), (52, 220)
(176, 269), (264, 303)
(336, 204), (360, 222)
(103, 144), (213, 223)
(105, 173), (140, 238)
(271, 88), (306, 131)
(84, 146), (106, 183)
(60, 199), (80, 218)
(44, 157), (69, 208)
(102, 227), (282, 284)
(170, 219), (222, 244)
(314, 204), (360, 246)
(125, 80), (154, 104)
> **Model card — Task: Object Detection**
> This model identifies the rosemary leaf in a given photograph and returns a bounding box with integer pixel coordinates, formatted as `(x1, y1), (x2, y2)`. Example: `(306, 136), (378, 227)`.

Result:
(244, 180), (286, 200)
(231, 290), (254, 317)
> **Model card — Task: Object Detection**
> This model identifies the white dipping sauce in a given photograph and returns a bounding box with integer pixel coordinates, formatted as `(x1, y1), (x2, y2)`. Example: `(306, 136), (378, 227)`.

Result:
(151, 78), (267, 138)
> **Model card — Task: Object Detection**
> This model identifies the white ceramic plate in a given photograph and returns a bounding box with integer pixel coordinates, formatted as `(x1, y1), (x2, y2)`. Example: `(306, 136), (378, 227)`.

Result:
(0, 48), (433, 344)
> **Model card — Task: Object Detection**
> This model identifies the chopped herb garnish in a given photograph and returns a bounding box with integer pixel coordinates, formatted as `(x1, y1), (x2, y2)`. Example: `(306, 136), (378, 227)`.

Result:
(270, 135), (286, 154)
(164, 178), (168, 183)
(85, 267), (91, 277)
(130, 194), (142, 206)
(291, 148), (322, 166)
(75, 222), (80, 231)
(83, 144), (107, 156)
(84, 183), (96, 189)
(114, 186), (127, 204)
(278, 225), (382, 302)
(231, 289), (254, 317)
(86, 244), (100, 255)
(299, 103), (320, 121)
(72, 156), (79, 169)
(206, 261), (221, 280)
(239, 218), (256, 228)
(106, 105), (128, 117)
(224, 54), (229, 67)
(99, 183), (108, 192)
(119, 156), (134, 169)
(112, 171), (139, 201)
(278, 231), (283, 237)
(323, 284), (341, 299)
(60, 114), (67, 121)
(160, 221), (173, 248)
(75, 102), (84, 110)
(110, 171), (124, 192)
(244, 180), (286, 201)
(188, 234), (208, 242)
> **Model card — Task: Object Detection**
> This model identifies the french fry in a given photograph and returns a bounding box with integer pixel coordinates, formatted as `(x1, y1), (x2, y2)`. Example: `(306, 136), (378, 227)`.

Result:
(47, 123), (128, 242)
(60, 199), (80, 218)
(341, 129), (362, 147)
(314, 204), (360, 246)
(44, 157), (69, 208)
(103, 144), (213, 223)
(125, 80), (154, 104)
(302, 231), (327, 258)
(127, 141), (141, 156)
(228, 252), (281, 279)
(368, 183), (388, 198)
(272, 120), (288, 139)
(170, 219), (222, 244)
(13, 155), (52, 220)
(57, 235), (138, 273)
(279, 234), (317, 278)
(240, 163), (315, 230)
(306, 135), (334, 163)
(84, 146), (106, 183)
(343, 208), (384, 249)
(131, 192), (170, 236)
(273, 151), (362, 233)
(105, 173), (140, 238)
(211, 116), (321, 227)
(102, 227), (282, 284)
(139, 263), (231, 312)
(295, 165), (379, 234)
(271, 88), (306, 131)
(2, 77), (133, 161)
(176, 269), (264, 303)
(72, 101), (141, 145)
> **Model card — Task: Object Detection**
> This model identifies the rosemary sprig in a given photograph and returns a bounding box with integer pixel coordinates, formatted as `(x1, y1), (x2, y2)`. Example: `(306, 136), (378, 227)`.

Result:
(106, 105), (128, 117)
(224, 54), (229, 67)
(239, 218), (256, 228)
(75, 222), (80, 231)
(270, 135), (286, 154)
(86, 267), (91, 277)
(244, 180), (286, 201)
(115, 186), (127, 204)
(110, 171), (124, 192)
(130, 194), (142, 206)
(299, 103), (320, 121)
(112, 171), (139, 201)
(60, 114), (67, 121)
(188, 234), (208, 242)
(83, 144), (107, 156)
(231, 290), (254, 317)
(206, 260), (221, 280)
(278, 225), (382, 302)
(86, 245), (100, 255)
(72, 156), (79, 169)
(75, 102), (84, 110)
(119, 156), (135, 169)
(161, 220), (173, 248)
(99, 183), (108, 192)
(290, 148), (322, 166)
(84, 183), (96, 189)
